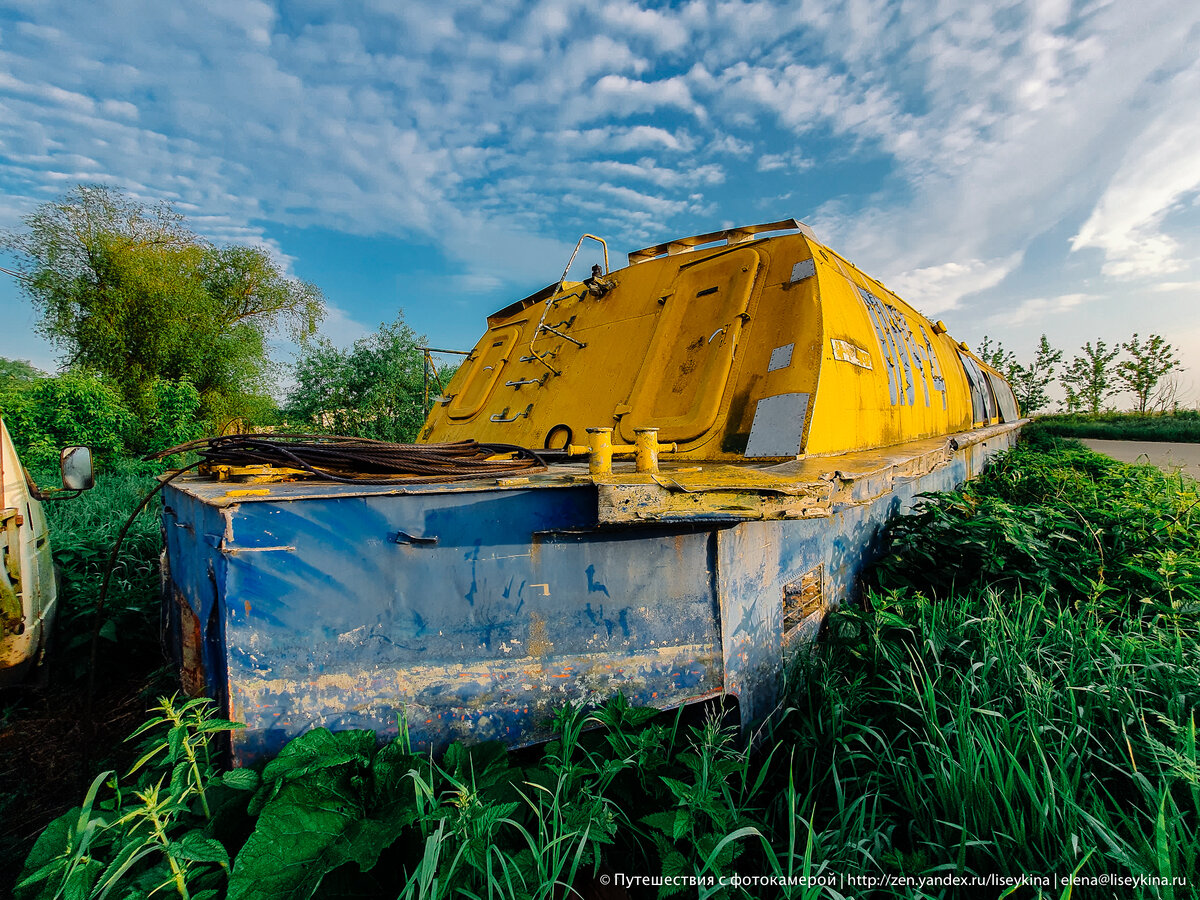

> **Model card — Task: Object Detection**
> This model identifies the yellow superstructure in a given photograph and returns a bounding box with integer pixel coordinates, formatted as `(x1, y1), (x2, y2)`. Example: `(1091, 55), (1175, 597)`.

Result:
(420, 219), (1018, 461)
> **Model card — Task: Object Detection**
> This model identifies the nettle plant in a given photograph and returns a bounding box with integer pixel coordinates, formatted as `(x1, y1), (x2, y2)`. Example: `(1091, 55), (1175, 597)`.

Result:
(16, 693), (798, 900)
(17, 696), (248, 900)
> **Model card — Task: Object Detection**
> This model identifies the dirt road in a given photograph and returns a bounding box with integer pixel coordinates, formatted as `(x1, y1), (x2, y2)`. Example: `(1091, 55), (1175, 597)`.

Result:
(1080, 439), (1200, 479)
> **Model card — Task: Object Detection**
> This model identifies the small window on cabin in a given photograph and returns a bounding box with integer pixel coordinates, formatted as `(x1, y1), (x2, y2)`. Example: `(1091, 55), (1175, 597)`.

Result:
(985, 371), (1020, 422)
(959, 354), (997, 424)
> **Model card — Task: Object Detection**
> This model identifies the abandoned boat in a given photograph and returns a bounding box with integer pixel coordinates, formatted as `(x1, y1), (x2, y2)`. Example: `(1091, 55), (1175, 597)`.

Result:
(160, 219), (1022, 764)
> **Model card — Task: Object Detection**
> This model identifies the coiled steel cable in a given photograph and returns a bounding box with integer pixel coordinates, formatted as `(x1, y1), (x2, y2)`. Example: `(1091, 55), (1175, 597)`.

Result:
(145, 433), (548, 484)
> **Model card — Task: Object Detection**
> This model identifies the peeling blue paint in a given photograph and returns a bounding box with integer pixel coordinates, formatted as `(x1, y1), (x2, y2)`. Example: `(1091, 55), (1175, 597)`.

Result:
(162, 428), (1019, 765)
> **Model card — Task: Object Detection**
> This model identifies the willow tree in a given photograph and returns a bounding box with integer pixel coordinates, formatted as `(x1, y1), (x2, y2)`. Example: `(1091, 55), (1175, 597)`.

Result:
(2, 185), (325, 423)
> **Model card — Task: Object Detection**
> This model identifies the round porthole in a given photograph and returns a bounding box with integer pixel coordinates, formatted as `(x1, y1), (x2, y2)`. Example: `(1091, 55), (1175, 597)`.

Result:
(544, 424), (573, 450)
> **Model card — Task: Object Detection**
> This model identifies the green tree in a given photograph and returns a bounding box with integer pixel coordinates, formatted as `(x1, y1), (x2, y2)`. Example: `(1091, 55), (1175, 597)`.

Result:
(1116, 333), (1181, 413)
(0, 356), (207, 466)
(976, 335), (1062, 414)
(976, 336), (1017, 377)
(0, 358), (44, 387)
(1009, 335), (1063, 415)
(1, 185), (324, 424)
(1061, 339), (1120, 414)
(284, 313), (427, 442)
(0, 367), (136, 472)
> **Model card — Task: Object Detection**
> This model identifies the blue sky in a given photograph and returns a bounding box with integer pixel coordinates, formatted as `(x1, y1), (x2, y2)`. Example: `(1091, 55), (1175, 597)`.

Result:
(1, 0), (1199, 407)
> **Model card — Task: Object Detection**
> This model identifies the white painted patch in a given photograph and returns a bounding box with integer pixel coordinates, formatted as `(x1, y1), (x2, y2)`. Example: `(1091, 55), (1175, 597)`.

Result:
(745, 392), (811, 458)
(789, 259), (816, 282)
(830, 338), (873, 369)
(767, 343), (794, 372)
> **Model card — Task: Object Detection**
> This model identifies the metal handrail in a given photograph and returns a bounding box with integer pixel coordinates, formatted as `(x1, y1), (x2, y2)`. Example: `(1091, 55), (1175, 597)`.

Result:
(527, 234), (609, 375)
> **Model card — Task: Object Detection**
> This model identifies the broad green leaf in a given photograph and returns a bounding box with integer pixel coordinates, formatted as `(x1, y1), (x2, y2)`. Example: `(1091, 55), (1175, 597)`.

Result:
(658, 850), (690, 899)
(63, 857), (104, 900)
(174, 832), (231, 867)
(671, 808), (691, 842)
(15, 807), (77, 894)
(229, 759), (416, 900)
(260, 728), (375, 786)
(221, 768), (261, 791)
(640, 811), (678, 837)
(229, 774), (359, 900)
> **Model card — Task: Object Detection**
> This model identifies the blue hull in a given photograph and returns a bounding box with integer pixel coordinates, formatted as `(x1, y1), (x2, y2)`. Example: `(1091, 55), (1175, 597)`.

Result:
(162, 425), (1020, 765)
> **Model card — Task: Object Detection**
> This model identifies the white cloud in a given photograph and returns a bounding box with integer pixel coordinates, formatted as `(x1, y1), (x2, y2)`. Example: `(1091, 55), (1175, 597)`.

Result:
(706, 133), (753, 156)
(587, 74), (705, 121)
(316, 304), (371, 347)
(1070, 63), (1200, 277)
(597, 1), (690, 53)
(886, 256), (1020, 316)
(755, 151), (813, 173)
(589, 159), (724, 189)
(986, 292), (1094, 327)
(522, 125), (695, 154)
(1150, 280), (1200, 293)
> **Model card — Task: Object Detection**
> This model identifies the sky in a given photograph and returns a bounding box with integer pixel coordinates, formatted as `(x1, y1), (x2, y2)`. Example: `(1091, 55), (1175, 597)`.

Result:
(1, 0), (1198, 408)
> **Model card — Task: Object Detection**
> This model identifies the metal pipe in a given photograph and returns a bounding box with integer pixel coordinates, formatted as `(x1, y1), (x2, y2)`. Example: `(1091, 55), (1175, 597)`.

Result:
(537, 325), (586, 348)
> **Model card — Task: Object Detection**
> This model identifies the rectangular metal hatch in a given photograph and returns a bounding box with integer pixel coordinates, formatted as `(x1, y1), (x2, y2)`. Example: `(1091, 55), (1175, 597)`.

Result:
(446, 323), (524, 420)
(620, 247), (761, 444)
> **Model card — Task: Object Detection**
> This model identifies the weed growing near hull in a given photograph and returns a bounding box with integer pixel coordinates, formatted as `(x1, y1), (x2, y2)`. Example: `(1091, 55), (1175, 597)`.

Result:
(15, 696), (246, 900)
(876, 434), (1200, 610)
(16, 440), (1200, 898)
(39, 462), (168, 682)
(1, 462), (172, 896)
(14, 695), (785, 900)
(783, 588), (1200, 887)
(775, 441), (1200, 892)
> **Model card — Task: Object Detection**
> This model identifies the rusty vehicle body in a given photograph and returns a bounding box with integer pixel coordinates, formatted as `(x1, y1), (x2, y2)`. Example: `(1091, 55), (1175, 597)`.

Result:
(1, 420), (60, 684)
(160, 219), (1023, 764)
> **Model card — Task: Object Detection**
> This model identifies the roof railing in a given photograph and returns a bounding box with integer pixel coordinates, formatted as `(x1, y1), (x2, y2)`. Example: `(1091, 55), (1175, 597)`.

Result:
(627, 218), (817, 265)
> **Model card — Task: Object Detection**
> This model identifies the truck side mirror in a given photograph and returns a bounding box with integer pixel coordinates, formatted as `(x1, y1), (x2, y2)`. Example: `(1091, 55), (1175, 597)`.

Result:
(60, 446), (94, 492)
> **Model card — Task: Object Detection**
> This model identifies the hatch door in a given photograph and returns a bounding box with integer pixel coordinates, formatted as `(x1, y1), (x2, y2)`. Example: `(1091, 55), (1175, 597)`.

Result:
(620, 248), (761, 443)
(446, 324), (524, 420)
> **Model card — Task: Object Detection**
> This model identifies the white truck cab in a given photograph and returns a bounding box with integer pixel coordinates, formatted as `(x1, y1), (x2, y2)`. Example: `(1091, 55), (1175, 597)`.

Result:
(0, 418), (92, 684)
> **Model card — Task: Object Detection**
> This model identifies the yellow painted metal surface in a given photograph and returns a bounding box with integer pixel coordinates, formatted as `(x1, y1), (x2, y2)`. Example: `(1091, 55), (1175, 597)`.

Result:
(619, 246), (759, 444)
(420, 219), (1017, 462)
(448, 323), (525, 420)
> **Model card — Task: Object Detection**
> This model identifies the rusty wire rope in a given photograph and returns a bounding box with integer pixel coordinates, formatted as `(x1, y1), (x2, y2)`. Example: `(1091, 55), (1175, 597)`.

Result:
(145, 433), (549, 484)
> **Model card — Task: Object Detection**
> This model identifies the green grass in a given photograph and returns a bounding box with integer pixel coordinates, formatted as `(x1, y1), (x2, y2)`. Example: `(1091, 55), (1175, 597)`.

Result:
(1033, 409), (1200, 443)
(11, 438), (1200, 898)
(39, 460), (168, 682)
(776, 437), (1200, 893)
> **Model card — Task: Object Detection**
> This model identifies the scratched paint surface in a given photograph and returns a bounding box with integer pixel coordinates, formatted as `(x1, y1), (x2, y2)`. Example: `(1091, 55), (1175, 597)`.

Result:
(715, 456), (967, 727)
(715, 429), (1018, 729)
(165, 482), (724, 763)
